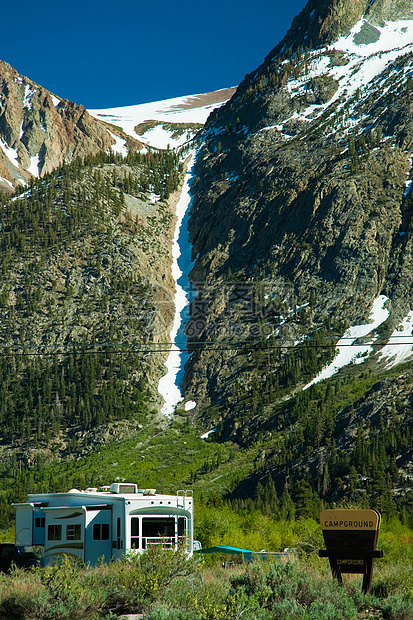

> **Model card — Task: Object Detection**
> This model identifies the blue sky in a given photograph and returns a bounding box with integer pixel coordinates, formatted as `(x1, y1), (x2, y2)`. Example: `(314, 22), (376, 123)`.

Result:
(3, 0), (308, 109)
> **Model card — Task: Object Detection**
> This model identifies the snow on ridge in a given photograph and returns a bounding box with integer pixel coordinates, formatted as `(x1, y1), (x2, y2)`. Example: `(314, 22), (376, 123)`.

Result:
(137, 125), (192, 151)
(108, 131), (127, 157)
(328, 17), (413, 102)
(89, 90), (232, 149)
(334, 17), (413, 57)
(28, 154), (40, 177)
(0, 139), (19, 168)
(272, 17), (413, 136)
(304, 295), (389, 390)
(0, 176), (13, 189)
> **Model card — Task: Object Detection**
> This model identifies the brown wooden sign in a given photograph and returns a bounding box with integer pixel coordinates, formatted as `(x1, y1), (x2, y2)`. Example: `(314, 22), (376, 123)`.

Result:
(319, 509), (383, 594)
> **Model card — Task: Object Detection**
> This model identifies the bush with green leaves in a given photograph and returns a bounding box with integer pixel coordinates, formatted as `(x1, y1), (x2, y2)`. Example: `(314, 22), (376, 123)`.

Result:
(3, 545), (413, 619)
(0, 556), (104, 620)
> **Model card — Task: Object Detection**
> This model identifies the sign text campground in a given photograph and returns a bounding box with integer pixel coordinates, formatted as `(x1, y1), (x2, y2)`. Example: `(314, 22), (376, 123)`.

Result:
(320, 510), (380, 531)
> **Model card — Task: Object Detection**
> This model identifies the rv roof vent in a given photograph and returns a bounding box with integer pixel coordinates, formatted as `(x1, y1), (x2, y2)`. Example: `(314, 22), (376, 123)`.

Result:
(143, 488), (157, 496)
(110, 482), (138, 494)
(68, 489), (80, 493)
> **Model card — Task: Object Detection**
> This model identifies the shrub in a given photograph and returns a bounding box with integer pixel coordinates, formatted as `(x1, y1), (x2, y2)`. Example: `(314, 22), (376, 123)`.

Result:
(230, 560), (357, 620)
(380, 593), (413, 620)
(2, 550), (413, 619)
(144, 605), (202, 620)
(101, 545), (200, 615)
(0, 558), (104, 620)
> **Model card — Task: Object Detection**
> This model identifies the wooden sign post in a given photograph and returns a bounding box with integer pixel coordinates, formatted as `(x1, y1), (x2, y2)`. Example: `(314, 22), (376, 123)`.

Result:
(319, 509), (383, 594)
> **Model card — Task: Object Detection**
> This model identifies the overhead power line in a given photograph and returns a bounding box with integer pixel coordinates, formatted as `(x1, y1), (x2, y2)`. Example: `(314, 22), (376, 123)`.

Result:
(0, 336), (412, 357)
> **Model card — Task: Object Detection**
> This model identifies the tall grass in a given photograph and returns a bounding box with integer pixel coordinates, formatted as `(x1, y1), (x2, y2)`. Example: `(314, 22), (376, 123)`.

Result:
(1, 545), (413, 619)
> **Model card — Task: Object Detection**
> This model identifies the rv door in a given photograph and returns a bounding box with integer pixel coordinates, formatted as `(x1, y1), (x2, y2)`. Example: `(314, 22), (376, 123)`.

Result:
(14, 504), (33, 547)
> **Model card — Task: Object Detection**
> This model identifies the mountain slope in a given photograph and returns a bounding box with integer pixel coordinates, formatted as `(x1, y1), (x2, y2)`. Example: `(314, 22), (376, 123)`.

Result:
(0, 58), (234, 190)
(0, 146), (190, 478)
(183, 0), (413, 510)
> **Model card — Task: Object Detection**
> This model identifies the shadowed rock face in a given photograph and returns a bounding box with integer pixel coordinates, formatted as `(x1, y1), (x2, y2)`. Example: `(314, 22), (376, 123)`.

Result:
(183, 0), (413, 431)
(0, 60), (138, 190)
(176, 0), (413, 510)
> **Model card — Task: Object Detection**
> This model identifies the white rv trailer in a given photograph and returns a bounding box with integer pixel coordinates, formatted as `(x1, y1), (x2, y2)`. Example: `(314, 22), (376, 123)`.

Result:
(13, 483), (194, 566)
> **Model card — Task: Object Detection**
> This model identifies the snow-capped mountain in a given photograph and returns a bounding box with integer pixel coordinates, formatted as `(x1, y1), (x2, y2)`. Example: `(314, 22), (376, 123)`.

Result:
(0, 60), (126, 191)
(3, 0), (413, 515)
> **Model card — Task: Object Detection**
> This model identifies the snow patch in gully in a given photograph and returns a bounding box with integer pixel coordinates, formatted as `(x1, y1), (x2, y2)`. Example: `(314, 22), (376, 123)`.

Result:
(304, 295), (389, 389)
(157, 156), (197, 416)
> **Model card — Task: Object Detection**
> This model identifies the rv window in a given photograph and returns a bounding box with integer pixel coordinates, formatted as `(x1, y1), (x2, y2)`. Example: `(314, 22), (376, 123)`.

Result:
(66, 524), (81, 541)
(35, 517), (45, 528)
(142, 518), (175, 538)
(93, 524), (110, 540)
(117, 518), (122, 550)
(131, 517), (139, 549)
(48, 525), (62, 541)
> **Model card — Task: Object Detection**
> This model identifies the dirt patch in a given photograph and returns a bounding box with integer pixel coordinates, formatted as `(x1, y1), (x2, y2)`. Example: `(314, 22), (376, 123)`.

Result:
(165, 87), (237, 112)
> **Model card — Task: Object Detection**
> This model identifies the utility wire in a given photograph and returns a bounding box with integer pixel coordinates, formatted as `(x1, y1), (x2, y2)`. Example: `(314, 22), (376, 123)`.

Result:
(0, 337), (412, 357)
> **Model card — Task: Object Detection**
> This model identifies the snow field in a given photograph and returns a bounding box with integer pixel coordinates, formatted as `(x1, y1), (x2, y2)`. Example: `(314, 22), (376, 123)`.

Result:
(304, 295), (389, 389)
(0, 139), (19, 168)
(89, 91), (229, 150)
(271, 16), (413, 137)
(28, 154), (40, 177)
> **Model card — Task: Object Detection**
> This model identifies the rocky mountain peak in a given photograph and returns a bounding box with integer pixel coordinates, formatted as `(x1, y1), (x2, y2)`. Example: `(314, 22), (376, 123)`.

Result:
(268, 0), (413, 55)
(367, 0), (413, 26)
(0, 60), (140, 191)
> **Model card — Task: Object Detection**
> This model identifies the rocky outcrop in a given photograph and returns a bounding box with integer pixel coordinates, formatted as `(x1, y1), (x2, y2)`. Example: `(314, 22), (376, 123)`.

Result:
(0, 61), (140, 191)
(367, 0), (413, 25)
